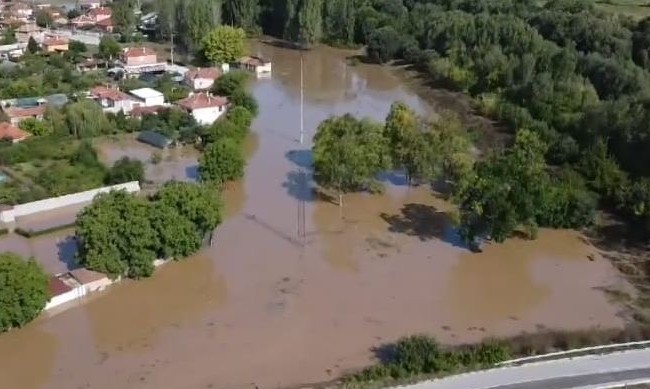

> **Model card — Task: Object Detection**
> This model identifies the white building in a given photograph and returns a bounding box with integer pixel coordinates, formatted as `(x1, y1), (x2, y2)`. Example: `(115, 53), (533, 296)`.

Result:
(89, 86), (140, 114)
(175, 92), (228, 125)
(184, 67), (222, 91)
(129, 87), (165, 107)
(238, 56), (272, 78)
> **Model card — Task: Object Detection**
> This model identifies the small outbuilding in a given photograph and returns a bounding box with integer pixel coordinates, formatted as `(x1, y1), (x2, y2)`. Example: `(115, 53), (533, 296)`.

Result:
(129, 87), (165, 107)
(137, 130), (172, 149)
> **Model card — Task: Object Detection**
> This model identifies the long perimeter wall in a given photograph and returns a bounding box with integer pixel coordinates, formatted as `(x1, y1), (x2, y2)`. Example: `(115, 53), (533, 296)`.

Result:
(0, 181), (140, 224)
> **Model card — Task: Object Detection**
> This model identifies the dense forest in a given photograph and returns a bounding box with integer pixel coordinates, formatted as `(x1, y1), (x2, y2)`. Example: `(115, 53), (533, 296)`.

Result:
(147, 0), (650, 243)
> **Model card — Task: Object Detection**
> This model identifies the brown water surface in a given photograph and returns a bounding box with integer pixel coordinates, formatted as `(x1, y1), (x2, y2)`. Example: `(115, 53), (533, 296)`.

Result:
(0, 42), (628, 389)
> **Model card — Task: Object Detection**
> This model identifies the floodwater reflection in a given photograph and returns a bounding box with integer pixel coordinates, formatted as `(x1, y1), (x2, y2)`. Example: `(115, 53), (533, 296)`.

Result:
(84, 255), (227, 355)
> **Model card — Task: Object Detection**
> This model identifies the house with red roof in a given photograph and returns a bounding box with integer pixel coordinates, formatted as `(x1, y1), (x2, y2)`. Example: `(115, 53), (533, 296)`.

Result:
(96, 17), (114, 33)
(0, 122), (30, 143)
(90, 85), (140, 114)
(121, 47), (158, 67)
(42, 36), (69, 52)
(2, 105), (46, 126)
(184, 67), (222, 91)
(175, 92), (228, 125)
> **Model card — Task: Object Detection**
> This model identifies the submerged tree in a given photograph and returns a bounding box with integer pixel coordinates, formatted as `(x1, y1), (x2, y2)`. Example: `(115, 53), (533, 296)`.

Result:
(0, 253), (49, 332)
(313, 114), (389, 205)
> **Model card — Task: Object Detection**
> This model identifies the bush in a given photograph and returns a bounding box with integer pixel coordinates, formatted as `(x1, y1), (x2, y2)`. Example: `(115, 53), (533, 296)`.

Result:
(0, 253), (49, 332)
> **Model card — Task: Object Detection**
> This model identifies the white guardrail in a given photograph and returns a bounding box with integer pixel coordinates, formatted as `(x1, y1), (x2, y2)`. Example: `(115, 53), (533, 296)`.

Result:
(497, 340), (650, 366)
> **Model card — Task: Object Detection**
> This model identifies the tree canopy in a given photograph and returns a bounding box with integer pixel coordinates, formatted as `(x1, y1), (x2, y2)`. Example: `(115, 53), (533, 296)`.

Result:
(0, 253), (49, 332)
(199, 137), (245, 183)
(202, 25), (247, 64)
(76, 182), (224, 279)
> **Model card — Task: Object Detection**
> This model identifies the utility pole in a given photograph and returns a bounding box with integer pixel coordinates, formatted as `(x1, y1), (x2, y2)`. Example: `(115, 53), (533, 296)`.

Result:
(299, 52), (304, 145)
(297, 51), (307, 242)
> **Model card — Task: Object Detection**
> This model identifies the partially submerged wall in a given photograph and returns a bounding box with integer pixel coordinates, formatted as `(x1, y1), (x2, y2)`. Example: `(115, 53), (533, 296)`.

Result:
(0, 181), (140, 224)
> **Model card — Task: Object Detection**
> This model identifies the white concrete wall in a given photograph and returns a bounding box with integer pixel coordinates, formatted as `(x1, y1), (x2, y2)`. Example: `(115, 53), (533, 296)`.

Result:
(1, 181), (140, 223)
(191, 106), (226, 125)
(44, 286), (86, 310)
(144, 95), (164, 107)
(83, 278), (113, 293)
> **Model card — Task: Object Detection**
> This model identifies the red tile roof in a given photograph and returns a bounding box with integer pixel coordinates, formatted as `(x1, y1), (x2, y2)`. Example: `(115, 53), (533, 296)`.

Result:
(240, 56), (270, 67)
(123, 47), (156, 58)
(43, 36), (69, 46)
(176, 93), (228, 111)
(91, 86), (136, 102)
(3, 105), (46, 119)
(0, 122), (29, 141)
(186, 67), (222, 81)
(96, 17), (113, 27)
(49, 276), (73, 297)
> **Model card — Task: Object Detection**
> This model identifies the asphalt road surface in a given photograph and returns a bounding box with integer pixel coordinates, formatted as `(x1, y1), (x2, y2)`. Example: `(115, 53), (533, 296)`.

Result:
(393, 348), (650, 389)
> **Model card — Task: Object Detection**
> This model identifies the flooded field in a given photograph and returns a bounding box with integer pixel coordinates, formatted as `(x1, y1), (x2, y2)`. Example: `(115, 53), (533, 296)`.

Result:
(0, 43), (630, 389)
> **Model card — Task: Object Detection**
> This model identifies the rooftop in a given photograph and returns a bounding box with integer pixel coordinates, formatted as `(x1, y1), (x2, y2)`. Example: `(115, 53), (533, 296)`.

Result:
(49, 275), (73, 297)
(186, 67), (221, 80)
(43, 36), (69, 46)
(137, 130), (172, 149)
(3, 105), (46, 119)
(176, 92), (228, 111)
(96, 17), (113, 26)
(240, 56), (271, 66)
(91, 86), (136, 102)
(129, 87), (163, 100)
(0, 122), (29, 141)
(69, 268), (108, 285)
(123, 47), (156, 58)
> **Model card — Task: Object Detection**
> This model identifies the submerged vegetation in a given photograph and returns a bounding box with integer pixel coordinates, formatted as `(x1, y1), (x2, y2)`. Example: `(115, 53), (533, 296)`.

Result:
(345, 324), (650, 387)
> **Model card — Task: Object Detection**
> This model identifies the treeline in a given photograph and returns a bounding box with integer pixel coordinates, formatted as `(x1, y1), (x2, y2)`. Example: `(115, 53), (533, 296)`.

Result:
(165, 0), (650, 243)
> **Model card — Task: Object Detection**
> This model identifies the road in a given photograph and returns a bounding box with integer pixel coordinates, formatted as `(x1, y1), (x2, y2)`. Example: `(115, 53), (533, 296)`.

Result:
(393, 348), (650, 389)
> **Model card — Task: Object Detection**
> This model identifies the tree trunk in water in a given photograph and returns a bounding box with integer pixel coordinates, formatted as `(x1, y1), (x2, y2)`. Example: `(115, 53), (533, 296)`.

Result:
(338, 192), (343, 207)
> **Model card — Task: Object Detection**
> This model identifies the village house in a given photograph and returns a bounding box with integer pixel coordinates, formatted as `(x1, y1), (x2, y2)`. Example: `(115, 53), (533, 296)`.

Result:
(42, 36), (69, 52)
(0, 94), (68, 125)
(95, 16), (114, 33)
(0, 122), (30, 143)
(121, 46), (157, 67)
(70, 6), (111, 27)
(184, 67), (222, 91)
(175, 92), (228, 125)
(68, 268), (112, 293)
(87, 6), (111, 22)
(15, 23), (44, 44)
(90, 85), (140, 114)
(129, 87), (164, 107)
(45, 275), (75, 311)
(2, 105), (46, 125)
(238, 56), (272, 77)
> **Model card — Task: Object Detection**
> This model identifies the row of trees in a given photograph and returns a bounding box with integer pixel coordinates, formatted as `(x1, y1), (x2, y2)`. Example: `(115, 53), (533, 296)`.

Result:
(313, 102), (598, 247)
(199, 71), (257, 183)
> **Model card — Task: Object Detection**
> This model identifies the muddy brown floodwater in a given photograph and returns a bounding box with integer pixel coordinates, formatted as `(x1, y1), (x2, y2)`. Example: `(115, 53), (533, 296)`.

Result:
(0, 43), (630, 389)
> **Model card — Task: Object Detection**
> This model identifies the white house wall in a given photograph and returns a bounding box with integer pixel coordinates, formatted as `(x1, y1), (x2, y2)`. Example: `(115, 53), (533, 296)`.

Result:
(191, 106), (226, 125)
(0, 181), (140, 223)
(44, 286), (86, 311)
